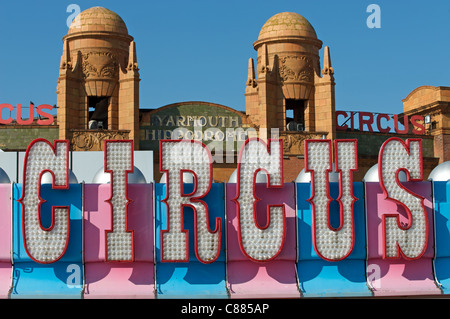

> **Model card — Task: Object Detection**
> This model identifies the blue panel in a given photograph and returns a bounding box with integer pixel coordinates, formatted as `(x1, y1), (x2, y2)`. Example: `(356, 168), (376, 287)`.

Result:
(155, 183), (228, 298)
(296, 182), (371, 297)
(11, 184), (83, 299)
(432, 181), (450, 293)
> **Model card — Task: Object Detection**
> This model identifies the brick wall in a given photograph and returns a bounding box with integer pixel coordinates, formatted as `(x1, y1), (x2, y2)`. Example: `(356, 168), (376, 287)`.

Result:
(283, 156), (304, 183)
(433, 132), (450, 163)
(336, 131), (435, 158)
(0, 126), (58, 151)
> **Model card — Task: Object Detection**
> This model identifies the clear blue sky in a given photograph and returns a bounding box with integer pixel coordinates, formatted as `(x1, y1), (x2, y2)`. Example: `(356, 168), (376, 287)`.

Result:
(0, 0), (448, 116)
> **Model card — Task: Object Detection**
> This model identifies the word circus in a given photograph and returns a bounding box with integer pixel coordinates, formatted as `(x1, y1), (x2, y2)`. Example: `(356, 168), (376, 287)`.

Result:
(2, 137), (450, 298)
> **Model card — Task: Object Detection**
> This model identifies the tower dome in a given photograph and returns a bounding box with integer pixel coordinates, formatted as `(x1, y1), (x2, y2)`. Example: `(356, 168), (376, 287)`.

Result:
(246, 12), (324, 131)
(62, 6), (134, 98)
(68, 6), (129, 36)
(257, 12), (318, 42)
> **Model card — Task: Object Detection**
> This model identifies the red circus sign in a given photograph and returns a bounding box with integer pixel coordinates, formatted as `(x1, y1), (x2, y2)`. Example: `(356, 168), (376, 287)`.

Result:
(336, 111), (425, 134)
(0, 103), (54, 125)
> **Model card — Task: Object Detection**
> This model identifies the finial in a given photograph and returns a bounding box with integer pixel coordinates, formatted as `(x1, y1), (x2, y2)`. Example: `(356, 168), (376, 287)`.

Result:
(322, 46), (334, 76)
(260, 43), (270, 73)
(60, 39), (72, 70)
(246, 58), (257, 87)
(127, 41), (138, 71)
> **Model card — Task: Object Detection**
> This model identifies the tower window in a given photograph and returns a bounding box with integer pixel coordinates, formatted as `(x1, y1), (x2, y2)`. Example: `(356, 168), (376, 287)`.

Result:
(88, 96), (109, 129)
(286, 99), (305, 131)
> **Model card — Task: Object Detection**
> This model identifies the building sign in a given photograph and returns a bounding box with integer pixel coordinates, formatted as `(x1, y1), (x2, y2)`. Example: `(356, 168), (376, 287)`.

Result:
(0, 103), (54, 125)
(336, 111), (425, 134)
(2, 136), (450, 299)
(139, 102), (250, 155)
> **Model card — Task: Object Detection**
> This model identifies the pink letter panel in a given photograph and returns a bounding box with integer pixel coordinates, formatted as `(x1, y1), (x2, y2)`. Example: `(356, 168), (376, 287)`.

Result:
(83, 183), (154, 298)
(0, 184), (11, 298)
(365, 181), (440, 296)
(226, 183), (299, 298)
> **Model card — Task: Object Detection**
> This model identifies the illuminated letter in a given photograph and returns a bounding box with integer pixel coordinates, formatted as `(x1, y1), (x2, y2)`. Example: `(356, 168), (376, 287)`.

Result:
(306, 139), (358, 261)
(235, 138), (285, 262)
(0, 103), (13, 124)
(393, 114), (409, 134)
(160, 140), (221, 263)
(17, 103), (34, 125)
(378, 138), (427, 259)
(336, 111), (349, 131)
(411, 115), (425, 135)
(37, 104), (54, 125)
(19, 139), (69, 263)
(104, 140), (134, 261)
(376, 113), (391, 133)
(359, 112), (374, 132)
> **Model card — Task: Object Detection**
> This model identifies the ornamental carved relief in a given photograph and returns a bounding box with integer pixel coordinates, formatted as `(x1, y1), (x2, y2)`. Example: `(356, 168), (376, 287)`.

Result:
(279, 56), (314, 83)
(71, 130), (129, 151)
(281, 132), (324, 155)
(81, 50), (118, 79)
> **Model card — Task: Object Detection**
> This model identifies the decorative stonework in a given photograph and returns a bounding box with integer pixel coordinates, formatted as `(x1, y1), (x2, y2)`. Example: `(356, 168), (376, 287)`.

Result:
(279, 56), (314, 83)
(257, 12), (318, 42)
(57, 6), (140, 151)
(322, 64), (334, 76)
(81, 50), (118, 79)
(68, 7), (129, 35)
(70, 130), (129, 151)
(280, 132), (325, 155)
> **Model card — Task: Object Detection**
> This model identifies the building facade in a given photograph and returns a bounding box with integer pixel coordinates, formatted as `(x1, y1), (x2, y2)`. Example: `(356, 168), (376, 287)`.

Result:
(0, 7), (448, 183)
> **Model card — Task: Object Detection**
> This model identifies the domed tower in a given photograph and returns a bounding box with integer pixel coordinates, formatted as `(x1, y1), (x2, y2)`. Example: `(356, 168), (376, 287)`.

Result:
(56, 6), (140, 151)
(246, 12), (336, 139)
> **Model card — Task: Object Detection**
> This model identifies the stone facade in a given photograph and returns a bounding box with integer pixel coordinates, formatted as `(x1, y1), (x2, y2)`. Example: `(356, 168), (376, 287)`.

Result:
(0, 125), (58, 151)
(245, 12), (335, 139)
(401, 86), (450, 163)
(56, 6), (140, 151)
(244, 12), (337, 180)
(0, 7), (448, 184)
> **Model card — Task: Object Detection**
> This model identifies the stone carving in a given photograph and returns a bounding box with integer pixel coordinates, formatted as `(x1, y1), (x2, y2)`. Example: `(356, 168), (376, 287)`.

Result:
(81, 50), (118, 79)
(281, 132), (324, 155)
(279, 56), (314, 83)
(71, 130), (129, 151)
(322, 65), (334, 76)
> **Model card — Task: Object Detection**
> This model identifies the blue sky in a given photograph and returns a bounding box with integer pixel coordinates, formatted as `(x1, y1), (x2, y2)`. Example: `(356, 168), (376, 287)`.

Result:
(0, 0), (448, 116)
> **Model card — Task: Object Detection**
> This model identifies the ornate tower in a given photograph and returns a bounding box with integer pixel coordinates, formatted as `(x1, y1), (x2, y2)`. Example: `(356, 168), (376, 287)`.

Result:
(56, 6), (140, 151)
(402, 86), (450, 163)
(245, 12), (336, 140)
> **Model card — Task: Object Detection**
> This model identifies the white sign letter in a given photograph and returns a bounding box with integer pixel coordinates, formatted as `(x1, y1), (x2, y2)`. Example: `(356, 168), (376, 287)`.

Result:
(379, 138), (427, 259)
(160, 140), (221, 263)
(19, 139), (70, 263)
(235, 138), (285, 262)
(104, 140), (134, 261)
(306, 139), (358, 261)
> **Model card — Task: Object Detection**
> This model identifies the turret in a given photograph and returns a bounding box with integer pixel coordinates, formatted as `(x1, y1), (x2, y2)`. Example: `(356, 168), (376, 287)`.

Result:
(245, 12), (336, 140)
(56, 6), (140, 151)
